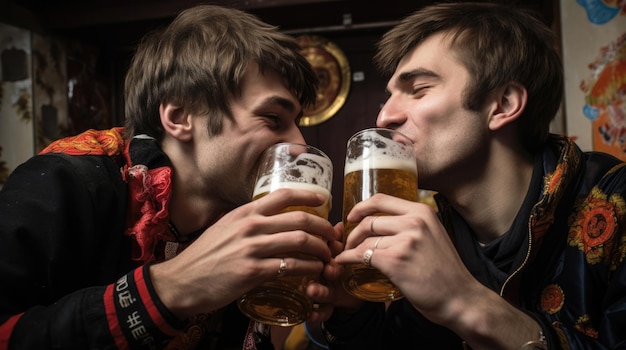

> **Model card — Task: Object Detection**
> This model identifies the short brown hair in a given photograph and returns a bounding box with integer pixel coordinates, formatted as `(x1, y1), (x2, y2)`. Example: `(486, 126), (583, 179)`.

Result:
(124, 5), (318, 141)
(375, 2), (563, 152)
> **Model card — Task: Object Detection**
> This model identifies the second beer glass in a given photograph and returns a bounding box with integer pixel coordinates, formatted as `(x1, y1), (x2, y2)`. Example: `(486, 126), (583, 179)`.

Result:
(342, 128), (418, 302)
(238, 143), (333, 326)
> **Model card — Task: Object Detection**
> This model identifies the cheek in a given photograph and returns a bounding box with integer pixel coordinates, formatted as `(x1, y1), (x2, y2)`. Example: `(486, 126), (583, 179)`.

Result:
(246, 146), (269, 180)
(411, 111), (477, 165)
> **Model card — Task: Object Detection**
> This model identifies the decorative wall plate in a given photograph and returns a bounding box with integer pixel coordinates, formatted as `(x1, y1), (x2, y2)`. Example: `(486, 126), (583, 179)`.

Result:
(296, 35), (351, 126)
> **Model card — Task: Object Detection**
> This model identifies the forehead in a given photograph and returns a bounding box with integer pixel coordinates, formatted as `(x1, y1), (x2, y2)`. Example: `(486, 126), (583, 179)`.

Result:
(240, 63), (293, 97)
(390, 33), (467, 86)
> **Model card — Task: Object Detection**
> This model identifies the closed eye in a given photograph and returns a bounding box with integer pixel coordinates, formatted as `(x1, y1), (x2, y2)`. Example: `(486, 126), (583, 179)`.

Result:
(412, 85), (430, 97)
(264, 115), (281, 129)
(255, 96), (299, 130)
(395, 68), (440, 98)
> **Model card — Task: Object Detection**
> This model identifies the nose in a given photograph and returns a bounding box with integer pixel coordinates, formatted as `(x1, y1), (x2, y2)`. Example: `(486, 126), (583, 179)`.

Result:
(376, 96), (406, 129)
(285, 124), (307, 145)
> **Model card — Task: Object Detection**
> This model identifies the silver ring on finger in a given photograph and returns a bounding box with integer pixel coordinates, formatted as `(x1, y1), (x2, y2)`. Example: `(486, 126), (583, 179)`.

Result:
(370, 216), (379, 235)
(277, 258), (287, 277)
(374, 236), (383, 249)
(363, 249), (374, 267)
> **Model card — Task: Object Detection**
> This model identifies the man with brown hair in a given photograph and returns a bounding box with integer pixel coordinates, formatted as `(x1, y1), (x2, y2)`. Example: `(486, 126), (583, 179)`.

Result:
(0, 5), (338, 349)
(314, 3), (626, 349)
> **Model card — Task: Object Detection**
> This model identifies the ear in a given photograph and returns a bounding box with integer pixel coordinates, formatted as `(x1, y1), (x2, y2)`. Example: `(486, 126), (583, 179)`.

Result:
(488, 82), (527, 131)
(160, 103), (193, 142)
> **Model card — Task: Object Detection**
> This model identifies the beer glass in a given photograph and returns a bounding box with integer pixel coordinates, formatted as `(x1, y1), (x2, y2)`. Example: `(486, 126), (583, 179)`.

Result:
(238, 143), (333, 326)
(342, 128), (417, 302)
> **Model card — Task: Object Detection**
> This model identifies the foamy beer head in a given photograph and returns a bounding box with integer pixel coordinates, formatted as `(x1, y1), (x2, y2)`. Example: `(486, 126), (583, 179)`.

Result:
(253, 143), (333, 218)
(344, 128), (416, 175)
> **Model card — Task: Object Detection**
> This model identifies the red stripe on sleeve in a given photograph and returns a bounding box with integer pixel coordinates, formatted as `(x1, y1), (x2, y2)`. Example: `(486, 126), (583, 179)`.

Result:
(104, 284), (129, 349)
(0, 313), (23, 350)
(134, 267), (179, 336)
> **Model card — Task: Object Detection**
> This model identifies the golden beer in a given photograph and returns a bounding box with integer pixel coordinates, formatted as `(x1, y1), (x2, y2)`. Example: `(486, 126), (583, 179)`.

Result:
(238, 144), (333, 326)
(342, 128), (417, 302)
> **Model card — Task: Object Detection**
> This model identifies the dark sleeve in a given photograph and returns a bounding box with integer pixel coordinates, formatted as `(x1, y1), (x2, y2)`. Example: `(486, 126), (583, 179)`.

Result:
(0, 154), (184, 348)
(383, 299), (463, 349)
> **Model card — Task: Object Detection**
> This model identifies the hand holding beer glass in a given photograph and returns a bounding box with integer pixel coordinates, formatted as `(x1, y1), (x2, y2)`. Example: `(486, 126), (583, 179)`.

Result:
(342, 128), (418, 302)
(238, 143), (333, 326)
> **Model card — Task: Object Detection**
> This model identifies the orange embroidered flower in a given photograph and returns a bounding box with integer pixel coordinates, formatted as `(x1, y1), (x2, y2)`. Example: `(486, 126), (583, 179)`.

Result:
(574, 314), (599, 339)
(568, 187), (620, 265)
(540, 284), (564, 314)
(545, 163), (565, 194)
(40, 127), (125, 156)
(533, 164), (568, 239)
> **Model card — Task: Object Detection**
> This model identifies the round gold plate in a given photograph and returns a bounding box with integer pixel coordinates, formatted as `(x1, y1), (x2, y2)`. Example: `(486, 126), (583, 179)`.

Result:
(296, 35), (351, 126)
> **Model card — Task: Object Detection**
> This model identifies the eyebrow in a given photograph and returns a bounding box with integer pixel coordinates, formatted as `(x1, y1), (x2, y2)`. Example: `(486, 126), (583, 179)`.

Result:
(386, 68), (441, 94)
(398, 68), (440, 84)
(266, 96), (297, 113)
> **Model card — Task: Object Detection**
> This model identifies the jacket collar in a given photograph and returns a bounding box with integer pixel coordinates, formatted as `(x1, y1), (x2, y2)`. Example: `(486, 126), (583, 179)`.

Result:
(436, 135), (583, 301)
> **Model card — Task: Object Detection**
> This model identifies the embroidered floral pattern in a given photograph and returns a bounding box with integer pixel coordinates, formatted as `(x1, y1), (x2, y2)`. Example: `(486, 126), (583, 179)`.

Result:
(545, 162), (565, 194)
(568, 187), (623, 266)
(124, 163), (173, 262)
(532, 152), (572, 240)
(37, 127), (248, 347)
(574, 314), (599, 339)
(540, 284), (565, 314)
(40, 127), (125, 156)
(40, 127), (177, 263)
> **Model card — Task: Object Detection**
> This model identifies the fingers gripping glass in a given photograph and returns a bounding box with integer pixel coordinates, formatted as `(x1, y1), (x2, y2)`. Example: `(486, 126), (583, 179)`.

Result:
(238, 143), (333, 326)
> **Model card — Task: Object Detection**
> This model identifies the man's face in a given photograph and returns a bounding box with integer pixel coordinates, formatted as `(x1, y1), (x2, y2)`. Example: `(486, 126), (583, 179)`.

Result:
(376, 33), (491, 192)
(195, 62), (306, 207)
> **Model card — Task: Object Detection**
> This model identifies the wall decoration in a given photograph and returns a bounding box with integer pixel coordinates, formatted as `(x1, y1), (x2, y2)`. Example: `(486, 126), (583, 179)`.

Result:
(296, 35), (351, 126)
(33, 33), (69, 153)
(581, 32), (626, 159)
(561, 0), (626, 161)
(0, 22), (34, 187)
